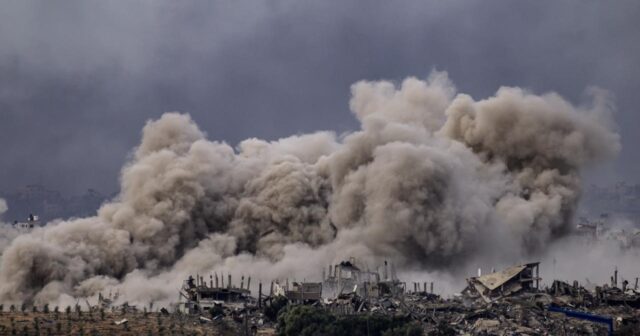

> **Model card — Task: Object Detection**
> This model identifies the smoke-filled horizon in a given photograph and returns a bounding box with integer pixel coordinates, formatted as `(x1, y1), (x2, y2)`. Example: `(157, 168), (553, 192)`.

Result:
(2, 1), (640, 196)
(0, 72), (627, 307)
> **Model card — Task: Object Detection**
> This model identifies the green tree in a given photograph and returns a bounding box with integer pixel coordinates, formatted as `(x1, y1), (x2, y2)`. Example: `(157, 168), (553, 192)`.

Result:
(277, 306), (422, 336)
(264, 296), (288, 321)
(382, 322), (423, 336)
(277, 306), (335, 336)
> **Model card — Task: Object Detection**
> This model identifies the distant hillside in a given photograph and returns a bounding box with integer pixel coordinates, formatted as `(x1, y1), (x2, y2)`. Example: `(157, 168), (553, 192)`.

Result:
(0, 184), (110, 224)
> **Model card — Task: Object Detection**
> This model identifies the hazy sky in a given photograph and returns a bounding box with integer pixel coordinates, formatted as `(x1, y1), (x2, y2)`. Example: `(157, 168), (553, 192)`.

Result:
(1, 1), (638, 195)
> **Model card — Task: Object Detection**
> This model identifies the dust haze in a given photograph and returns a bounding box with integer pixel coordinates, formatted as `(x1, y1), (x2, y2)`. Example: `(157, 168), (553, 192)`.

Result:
(0, 72), (628, 307)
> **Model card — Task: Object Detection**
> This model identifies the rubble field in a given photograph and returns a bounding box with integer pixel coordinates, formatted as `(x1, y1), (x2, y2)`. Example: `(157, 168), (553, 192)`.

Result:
(1, 261), (638, 335)
(172, 261), (640, 335)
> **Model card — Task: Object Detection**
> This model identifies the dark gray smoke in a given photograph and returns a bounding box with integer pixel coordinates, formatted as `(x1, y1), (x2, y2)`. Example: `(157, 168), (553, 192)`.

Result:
(0, 72), (620, 305)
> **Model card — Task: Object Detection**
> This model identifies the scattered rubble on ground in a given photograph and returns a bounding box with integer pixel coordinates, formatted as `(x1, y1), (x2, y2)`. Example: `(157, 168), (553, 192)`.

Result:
(166, 258), (639, 335)
(1, 258), (638, 335)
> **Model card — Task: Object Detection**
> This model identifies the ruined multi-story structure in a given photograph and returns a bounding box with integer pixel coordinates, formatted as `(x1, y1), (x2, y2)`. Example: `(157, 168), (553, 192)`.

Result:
(272, 281), (323, 303)
(323, 258), (405, 298)
(178, 274), (252, 314)
(464, 262), (541, 303)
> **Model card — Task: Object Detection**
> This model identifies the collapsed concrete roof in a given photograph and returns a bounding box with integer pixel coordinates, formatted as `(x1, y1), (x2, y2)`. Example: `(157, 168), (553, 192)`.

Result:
(465, 262), (541, 303)
(476, 265), (528, 290)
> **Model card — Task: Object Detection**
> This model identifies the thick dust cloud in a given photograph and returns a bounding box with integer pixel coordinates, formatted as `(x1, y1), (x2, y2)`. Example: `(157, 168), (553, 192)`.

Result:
(0, 72), (620, 305)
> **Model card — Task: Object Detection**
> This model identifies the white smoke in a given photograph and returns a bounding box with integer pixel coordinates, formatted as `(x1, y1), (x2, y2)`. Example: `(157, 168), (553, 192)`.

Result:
(0, 72), (621, 305)
(0, 199), (21, 256)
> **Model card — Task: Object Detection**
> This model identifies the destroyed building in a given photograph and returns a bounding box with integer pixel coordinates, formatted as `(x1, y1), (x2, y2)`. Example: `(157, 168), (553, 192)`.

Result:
(272, 281), (323, 303)
(323, 258), (405, 298)
(464, 262), (540, 303)
(178, 274), (252, 314)
(165, 259), (640, 335)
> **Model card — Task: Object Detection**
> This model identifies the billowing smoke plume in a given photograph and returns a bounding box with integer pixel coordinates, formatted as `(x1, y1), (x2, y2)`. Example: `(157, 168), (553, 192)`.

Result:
(0, 72), (620, 305)
(0, 199), (20, 255)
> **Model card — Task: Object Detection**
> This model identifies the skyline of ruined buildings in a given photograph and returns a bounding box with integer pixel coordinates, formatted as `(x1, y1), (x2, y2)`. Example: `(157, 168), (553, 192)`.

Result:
(172, 259), (639, 333)
(177, 258), (431, 314)
(34, 257), (638, 334)
(176, 257), (639, 308)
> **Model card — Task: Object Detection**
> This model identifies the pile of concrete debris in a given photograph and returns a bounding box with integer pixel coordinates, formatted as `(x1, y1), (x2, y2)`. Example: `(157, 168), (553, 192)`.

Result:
(177, 260), (640, 335)
(316, 262), (639, 335)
